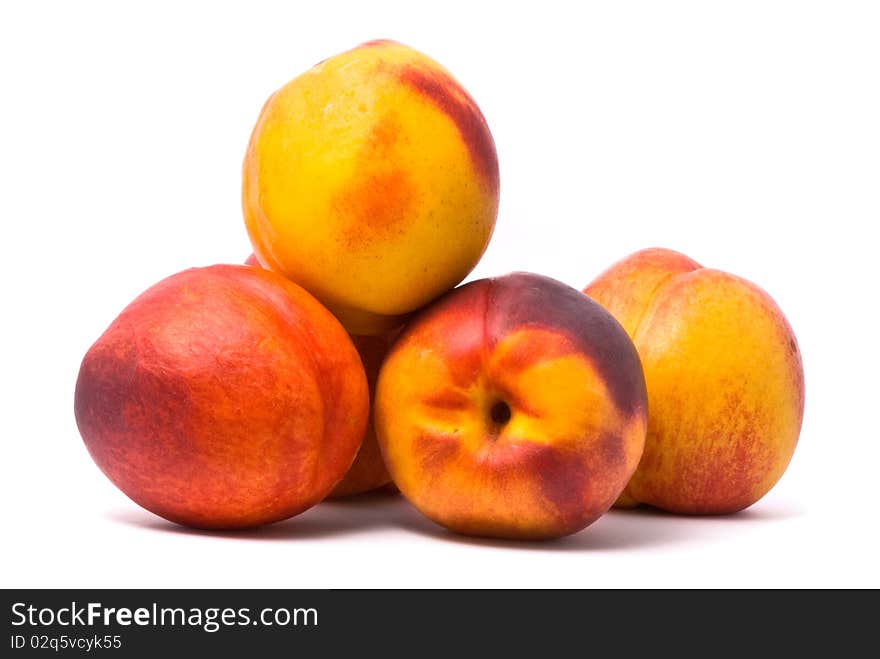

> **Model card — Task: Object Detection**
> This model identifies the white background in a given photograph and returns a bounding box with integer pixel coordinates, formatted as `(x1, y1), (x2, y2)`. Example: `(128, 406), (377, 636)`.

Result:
(2, 1), (878, 588)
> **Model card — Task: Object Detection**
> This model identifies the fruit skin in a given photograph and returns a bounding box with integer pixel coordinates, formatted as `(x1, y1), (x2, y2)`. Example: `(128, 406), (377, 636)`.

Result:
(584, 248), (805, 514)
(244, 253), (393, 496)
(330, 334), (394, 497)
(374, 273), (648, 540)
(74, 265), (369, 529)
(242, 39), (499, 335)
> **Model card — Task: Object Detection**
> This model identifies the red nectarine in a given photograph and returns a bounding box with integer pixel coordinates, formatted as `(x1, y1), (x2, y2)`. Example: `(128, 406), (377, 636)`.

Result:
(74, 265), (369, 529)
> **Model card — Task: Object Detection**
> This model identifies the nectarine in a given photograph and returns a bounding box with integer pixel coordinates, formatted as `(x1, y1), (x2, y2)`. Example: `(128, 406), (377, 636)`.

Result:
(584, 248), (805, 514)
(330, 333), (395, 497)
(74, 265), (369, 528)
(375, 273), (648, 539)
(242, 39), (499, 335)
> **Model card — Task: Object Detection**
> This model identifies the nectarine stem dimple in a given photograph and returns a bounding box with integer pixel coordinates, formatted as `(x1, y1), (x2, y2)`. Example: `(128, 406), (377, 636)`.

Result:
(490, 400), (512, 427)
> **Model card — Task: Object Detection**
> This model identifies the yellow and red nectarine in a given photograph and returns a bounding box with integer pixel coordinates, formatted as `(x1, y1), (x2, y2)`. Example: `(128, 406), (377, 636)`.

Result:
(242, 39), (499, 335)
(585, 248), (805, 514)
(375, 273), (648, 539)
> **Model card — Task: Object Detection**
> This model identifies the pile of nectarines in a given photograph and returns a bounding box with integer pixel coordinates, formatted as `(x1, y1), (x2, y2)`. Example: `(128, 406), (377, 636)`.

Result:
(75, 40), (804, 540)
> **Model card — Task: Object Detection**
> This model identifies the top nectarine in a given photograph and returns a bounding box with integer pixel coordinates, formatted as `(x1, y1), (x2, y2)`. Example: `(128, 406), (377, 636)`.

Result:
(242, 39), (499, 335)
